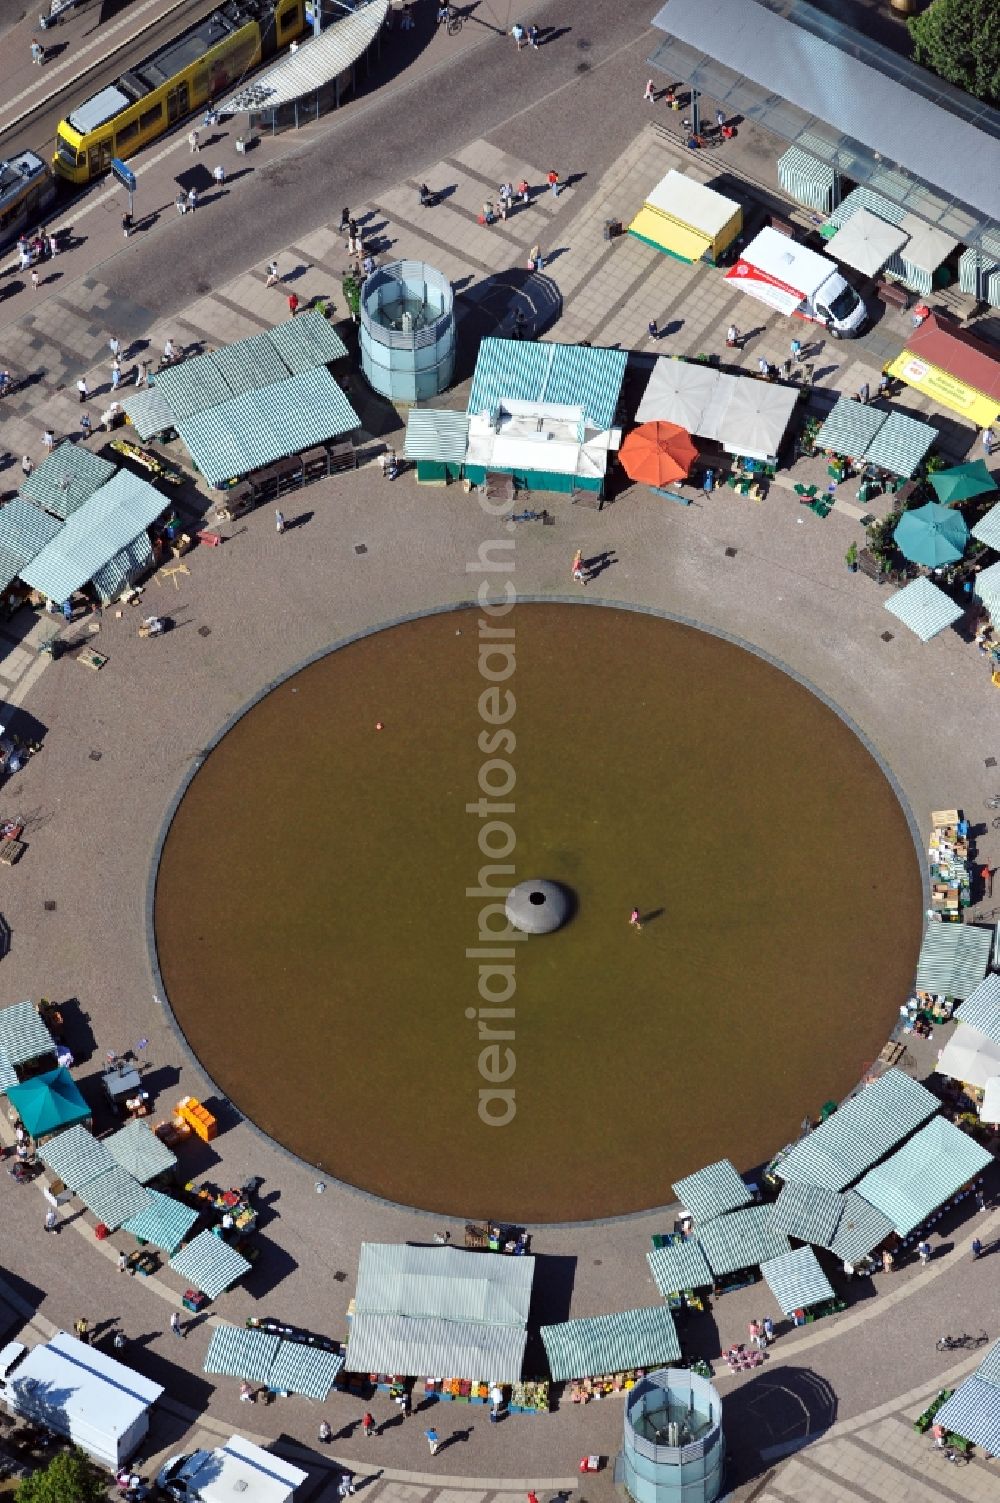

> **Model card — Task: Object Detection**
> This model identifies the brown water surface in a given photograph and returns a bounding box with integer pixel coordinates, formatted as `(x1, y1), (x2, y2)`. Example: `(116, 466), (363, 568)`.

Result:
(154, 604), (922, 1221)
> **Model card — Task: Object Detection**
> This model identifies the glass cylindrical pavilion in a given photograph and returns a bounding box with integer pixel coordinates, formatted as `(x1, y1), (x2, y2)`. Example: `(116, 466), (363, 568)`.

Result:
(359, 260), (455, 403)
(617, 1369), (725, 1503)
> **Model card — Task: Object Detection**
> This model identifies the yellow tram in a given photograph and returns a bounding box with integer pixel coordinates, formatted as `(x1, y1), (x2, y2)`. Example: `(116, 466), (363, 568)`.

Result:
(53, 0), (305, 184)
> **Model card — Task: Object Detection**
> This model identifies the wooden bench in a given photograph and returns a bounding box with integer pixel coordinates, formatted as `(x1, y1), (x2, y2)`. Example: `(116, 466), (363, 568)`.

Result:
(876, 280), (910, 310)
(769, 214), (797, 238)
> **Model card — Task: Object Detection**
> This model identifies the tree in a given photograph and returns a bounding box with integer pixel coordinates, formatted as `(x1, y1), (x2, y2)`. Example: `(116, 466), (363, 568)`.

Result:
(16, 1450), (107, 1503)
(908, 0), (1000, 107)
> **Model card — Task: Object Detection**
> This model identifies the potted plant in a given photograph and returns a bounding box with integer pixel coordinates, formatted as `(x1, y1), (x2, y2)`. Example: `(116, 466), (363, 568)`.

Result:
(845, 541), (858, 572)
(342, 273), (361, 323)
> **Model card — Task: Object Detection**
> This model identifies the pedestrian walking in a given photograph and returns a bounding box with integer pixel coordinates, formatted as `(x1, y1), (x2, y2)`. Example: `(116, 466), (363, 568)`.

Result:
(213, 164), (226, 187)
(362, 253), (375, 277)
(644, 78), (657, 102)
(527, 23), (539, 47)
(348, 216), (359, 241)
(983, 426), (995, 456)
(111, 360), (122, 391)
(187, 186), (198, 213)
(339, 207), (351, 233)
(571, 548), (585, 582)
(163, 338), (177, 364)
(118, 1250), (130, 1273)
(188, 129), (201, 153)
(362, 1411), (375, 1437)
(726, 323), (740, 348)
(122, 212), (132, 238)
(881, 1248), (894, 1273)
(170, 1311), (184, 1337)
(43, 428), (55, 452)
(74, 1317), (90, 1343)
(317, 1421), (332, 1444)
(664, 86), (677, 109)
(337, 1473), (355, 1499)
(424, 1428), (439, 1457)
(511, 22), (525, 50)
(976, 1185), (987, 1212)
(288, 291), (300, 315)
(790, 338), (802, 360)
(482, 199), (495, 225)
(77, 377), (88, 403)
(80, 412), (93, 438)
(762, 1316), (774, 1344)
(748, 1319), (761, 1349)
(527, 1493), (539, 1503)
(547, 168), (560, 197)
(757, 355), (770, 378)
(44, 1209), (59, 1233)
(982, 864), (995, 898)
(239, 1381), (255, 1403)
(917, 1239), (932, 1265)
(518, 177), (530, 205)
(716, 109), (726, 131)
(629, 907), (642, 930)
(419, 182), (432, 207)
(400, 2), (414, 27)
(972, 1237), (983, 1259)
(857, 381), (870, 404)
(31, 267), (40, 292)
(135, 360), (149, 388)
(489, 1384), (504, 1421)
(113, 1331), (127, 1352)
(21, 455), (33, 477)
(648, 319), (659, 340)
(48, 233), (59, 257)
(31, 38), (45, 65)
(175, 192), (187, 216)
(275, 509), (286, 534)
(265, 260), (281, 286)
(399, 1389), (411, 1417)
(527, 242), (541, 272)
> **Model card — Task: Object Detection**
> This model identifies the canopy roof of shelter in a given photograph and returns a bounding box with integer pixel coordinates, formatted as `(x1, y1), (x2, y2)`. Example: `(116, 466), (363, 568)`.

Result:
(855, 1115), (992, 1235)
(695, 1204), (790, 1277)
(647, 1238), (714, 1296)
(20, 469), (167, 603)
(914, 920), (993, 997)
(672, 1159), (752, 1222)
(777, 1068), (938, 1191)
(540, 1307), (681, 1381)
(884, 577), (964, 641)
(104, 1120), (177, 1184)
(404, 408), (471, 464)
(0, 1000), (54, 1068)
(169, 1229), (252, 1297)
(468, 338), (627, 433)
(760, 1245), (835, 1314)
(222, 0), (389, 113)
(19, 444), (115, 520)
(955, 975), (1000, 1047)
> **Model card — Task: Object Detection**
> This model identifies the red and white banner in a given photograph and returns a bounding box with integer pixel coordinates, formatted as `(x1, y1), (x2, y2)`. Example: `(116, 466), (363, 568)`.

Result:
(725, 258), (802, 315)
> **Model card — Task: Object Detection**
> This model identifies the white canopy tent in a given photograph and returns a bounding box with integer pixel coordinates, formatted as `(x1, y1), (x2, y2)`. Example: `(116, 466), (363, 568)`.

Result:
(636, 359), (797, 461)
(936, 1024), (1000, 1090)
(721, 380), (799, 460)
(981, 1076), (1000, 1124)
(899, 214), (959, 277)
(827, 207), (910, 277)
(636, 358), (717, 431)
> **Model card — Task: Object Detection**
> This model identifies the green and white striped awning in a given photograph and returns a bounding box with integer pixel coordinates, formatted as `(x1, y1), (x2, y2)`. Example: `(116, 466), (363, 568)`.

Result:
(91, 533), (155, 604)
(21, 469), (166, 604)
(695, 1204), (790, 1278)
(153, 357), (233, 422)
(177, 368), (361, 487)
(978, 1341), (1000, 1389)
(856, 1115), (993, 1235)
(170, 1229), (252, 1298)
(972, 502), (1000, 551)
(0, 1049), (16, 1094)
(776, 147), (837, 213)
(266, 310), (348, 373)
(815, 397), (886, 458)
(268, 1341), (344, 1399)
(672, 1159), (751, 1223)
(935, 1376), (1000, 1455)
(19, 444), (115, 520)
(974, 558), (1000, 627)
(540, 1307), (680, 1382)
(778, 1068), (938, 1191)
(760, 1246), (835, 1314)
(38, 1124), (115, 1188)
(915, 920), (993, 997)
(468, 338), (628, 432)
(0, 498), (64, 576)
(956, 975), (1000, 1046)
(0, 1001), (55, 1068)
(885, 577), (963, 642)
(828, 1191), (895, 1262)
(960, 240), (1000, 304)
(404, 408), (470, 464)
(79, 1165), (151, 1230)
(647, 1239), (713, 1295)
(205, 1323), (281, 1383)
(210, 334), (292, 399)
(864, 411), (937, 478)
(104, 1120), (177, 1183)
(121, 387), (175, 440)
(771, 1181), (843, 1246)
(122, 1189), (198, 1254)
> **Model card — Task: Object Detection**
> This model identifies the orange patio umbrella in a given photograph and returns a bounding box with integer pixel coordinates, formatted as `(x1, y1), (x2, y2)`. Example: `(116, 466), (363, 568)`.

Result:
(618, 421), (699, 487)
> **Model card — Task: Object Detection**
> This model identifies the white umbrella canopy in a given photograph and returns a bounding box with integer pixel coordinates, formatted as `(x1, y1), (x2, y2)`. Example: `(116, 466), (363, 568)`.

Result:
(827, 206), (910, 276)
(636, 357), (717, 430)
(936, 1024), (1000, 1090)
(981, 1076), (1000, 1124)
(720, 379), (799, 459)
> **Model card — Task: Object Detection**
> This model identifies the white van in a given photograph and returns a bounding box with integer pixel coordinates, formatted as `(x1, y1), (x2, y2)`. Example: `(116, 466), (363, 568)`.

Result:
(157, 1437), (308, 1503)
(725, 227), (868, 337)
(0, 1334), (163, 1469)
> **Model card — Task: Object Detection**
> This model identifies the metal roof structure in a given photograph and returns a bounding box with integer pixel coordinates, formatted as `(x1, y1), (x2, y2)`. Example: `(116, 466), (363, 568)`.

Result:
(955, 975), (1000, 1046)
(205, 1324), (281, 1383)
(121, 1189), (199, 1255)
(0, 1000), (55, 1069)
(268, 1341), (344, 1400)
(223, 0), (389, 113)
(404, 408), (471, 464)
(855, 1116), (992, 1236)
(650, 0), (1000, 246)
(915, 921), (993, 997)
(78, 1164), (151, 1230)
(169, 1230), (252, 1298)
(672, 1159), (752, 1223)
(695, 1204), (790, 1278)
(0, 498), (64, 590)
(468, 338), (627, 433)
(6, 1068), (90, 1139)
(104, 1120), (177, 1183)
(828, 1191), (895, 1263)
(19, 444), (115, 520)
(778, 1069), (938, 1191)
(864, 411), (938, 479)
(884, 577), (964, 642)
(647, 1239), (714, 1296)
(20, 469), (167, 604)
(176, 367), (361, 487)
(37, 1124), (115, 1188)
(760, 1246), (835, 1314)
(540, 1307), (681, 1382)
(972, 502), (1000, 551)
(771, 1181), (843, 1247)
(934, 1373), (1000, 1455)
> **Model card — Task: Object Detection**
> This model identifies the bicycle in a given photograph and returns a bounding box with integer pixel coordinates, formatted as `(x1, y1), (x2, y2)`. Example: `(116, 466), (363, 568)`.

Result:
(935, 1330), (988, 1351)
(441, 5), (462, 33)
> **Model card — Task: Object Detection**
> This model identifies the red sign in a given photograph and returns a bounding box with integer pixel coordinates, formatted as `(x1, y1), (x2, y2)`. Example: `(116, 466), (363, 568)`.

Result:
(725, 258), (804, 301)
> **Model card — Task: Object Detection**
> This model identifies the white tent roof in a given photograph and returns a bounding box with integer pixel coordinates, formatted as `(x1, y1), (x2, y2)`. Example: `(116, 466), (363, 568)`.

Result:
(936, 1024), (1000, 1090)
(635, 359), (795, 459)
(636, 357), (717, 430)
(899, 213), (959, 275)
(645, 171), (739, 238)
(827, 207), (910, 276)
(981, 1076), (1000, 1124)
(720, 379), (799, 460)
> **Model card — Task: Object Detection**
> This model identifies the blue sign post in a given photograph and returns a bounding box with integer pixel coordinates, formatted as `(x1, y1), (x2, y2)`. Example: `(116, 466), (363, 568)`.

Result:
(110, 157), (137, 219)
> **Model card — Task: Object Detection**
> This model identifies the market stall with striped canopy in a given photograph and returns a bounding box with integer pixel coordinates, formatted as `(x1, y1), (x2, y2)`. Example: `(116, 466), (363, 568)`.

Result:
(0, 1001), (56, 1077)
(914, 920), (993, 997)
(540, 1306), (681, 1382)
(672, 1159), (752, 1225)
(204, 1324), (281, 1383)
(776, 146), (839, 214)
(884, 578), (963, 642)
(760, 1246), (835, 1317)
(771, 1181), (843, 1247)
(37, 1123), (115, 1189)
(78, 1164), (151, 1230)
(122, 1189), (198, 1255)
(776, 1068), (938, 1192)
(855, 1116), (993, 1236)
(170, 1230), (252, 1299)
(695, 1204), (790, 1288)
(647, 1238), (713, 1298)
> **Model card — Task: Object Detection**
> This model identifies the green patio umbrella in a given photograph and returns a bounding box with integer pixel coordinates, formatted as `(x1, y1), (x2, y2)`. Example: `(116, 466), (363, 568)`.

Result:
(929, 460), (998, 506)
(893, 501), (969, 567)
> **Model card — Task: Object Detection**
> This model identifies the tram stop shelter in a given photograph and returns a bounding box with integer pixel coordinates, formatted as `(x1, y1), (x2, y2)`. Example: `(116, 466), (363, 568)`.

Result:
(344, 1243), (534, 1383)
(760, 1246), (835, 1317)
(775, 1068), (939, 1192)
(540, 1307), (681, 1382)
(854, 1116), (993, 1236)
(914, 921), (993, 998)
(6, 1068), (90, 1143)
(934, 1342), (1000, 1456)
(886, 315), (1000, 428)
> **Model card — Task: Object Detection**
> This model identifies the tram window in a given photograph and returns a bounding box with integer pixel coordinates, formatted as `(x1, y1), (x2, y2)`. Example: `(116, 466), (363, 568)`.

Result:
(116, 119), (140, 149)
(279, 2), (301, 31)
(139, 104), (163, 131)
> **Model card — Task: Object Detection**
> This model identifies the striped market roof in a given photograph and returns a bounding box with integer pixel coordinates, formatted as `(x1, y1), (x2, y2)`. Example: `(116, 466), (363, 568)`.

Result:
(265, 310), (348, 372)
(354, 1243), (534, 1326)
(672, 1159), (752, 1223)
(209, 333), (292, 399)
(647, 1238), (713, 1295)
(91, 533), (155, 604)
(0, 1049), (16, 1093)
(540, 1307), (681, 1382)
(204, 1323), (281, 1383)
(104, 1120), (177, 1183)
(0, 1000), (55, 1068)
(121, 1189), (198, 1255)
(915, 920), (993, 998)
(760, 1246), (835, 1315)
(977, 1340), (1000, 1388)
(268, 1341), (344, 1400)
(778, 1069), (938, 1191)
(19, 444), (115, 520)
(771, 1181), (843, 1246)
(176, 367), (360, 487)
(345, 1312), (527, 1383)
(223, 0), (389, 112)
(972, 501), (1000, 551)
(863, 411), (937, 479)
(934, 1375), (1000, 1455)
(695, 1204), (790, 1278)
(20, 469), (166, 604)
(404, 408), (470, 464)
(468, 338), (628, 432)
(170, 1229), (252, 1298)
(37, 1124), (115, 1188)
(78, 1164), (151, 1230)
(884, 576), (964, 641)
(814, 397), (887, 458)
(153, 356), (233, 422)
(975, 559), (1000, 626)
(121, 387), (175, 441)
(956, 975), (1000, 1046)
(856, 1115), (993, 1235)
(0, 498), (64, 575)
(828, 1191), (895, 1263)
